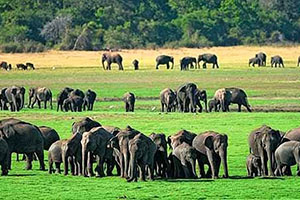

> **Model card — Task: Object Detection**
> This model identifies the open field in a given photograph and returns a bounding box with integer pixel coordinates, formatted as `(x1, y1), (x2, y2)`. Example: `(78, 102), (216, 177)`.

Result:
(1, 46), (300, 199)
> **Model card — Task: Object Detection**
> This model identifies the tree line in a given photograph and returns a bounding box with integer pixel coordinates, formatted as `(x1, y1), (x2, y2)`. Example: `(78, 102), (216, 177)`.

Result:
(0, 0), (299, 52)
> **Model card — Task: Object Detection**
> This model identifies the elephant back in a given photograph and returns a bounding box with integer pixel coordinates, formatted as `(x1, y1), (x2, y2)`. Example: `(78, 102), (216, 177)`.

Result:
(192, 131), (219, 154)
(39, 126), (60, 150)
(169, 129), (197, 149)
(284, 127), (300, 142)
(72, 117), (101, 135)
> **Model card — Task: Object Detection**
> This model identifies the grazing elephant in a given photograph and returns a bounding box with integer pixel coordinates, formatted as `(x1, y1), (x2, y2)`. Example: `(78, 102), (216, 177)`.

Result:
(26, 62), (35, 70)
(57, 87), (74, 111)
(81, 127), (113, 177)
(83, 89), (96, 111)
(249, 57), (261, 67)
(271, 55), (284, 68)
(208, 99), (218, 112)
(180, 57), (197, 70)
(0, 118), (45, 170)
(0, 138), (9, 175)
(127, 133), (157, 182)
(62, 95), (83, 112)
(72, 117), (101, 135)
(17, 63), (27, 70)
(246, 154), (262, 177)
(213, 88), (232, 112)
(5, 86), (25, 112)
(198, 54), (219, 69)
(102, 53), (124, 70)
(177, 83), (198, 113)
(39, 126), (60, 151)
(155, 55), (174, 70)
(192, 131), (229, 179)
(149, 133), (169, 178)
(226, 88), (251, 112)
(160, 88), (177, 112)
(123, 92), (135, 112)
(298, 56), (300, 67)
(0, 61), (8, 70)
(132, 59), (139, 70)
(275, 141), (300, 176)
(248, 125), (282, 176)
(168, 129), (197, 150)
(28, 87), (53, 109)
(255, 52), (266, 66)
(195, 89), (208, 112)
(69, 89), (85, 99)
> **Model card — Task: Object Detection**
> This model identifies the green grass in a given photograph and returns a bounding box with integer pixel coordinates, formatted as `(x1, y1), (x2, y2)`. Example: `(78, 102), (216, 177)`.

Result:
(1, 65), (300, 199)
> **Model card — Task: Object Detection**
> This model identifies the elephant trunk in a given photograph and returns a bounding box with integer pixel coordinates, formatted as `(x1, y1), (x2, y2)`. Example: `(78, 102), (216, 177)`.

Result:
(20, 94), (24, 109)
(82, 146), (88, 177)
(267, 149), (274, 176)
(12, 96), (17, 112)
(62, 149), (69, 175)
(127, 151), (136, 182)
(220, 149), (229, 178)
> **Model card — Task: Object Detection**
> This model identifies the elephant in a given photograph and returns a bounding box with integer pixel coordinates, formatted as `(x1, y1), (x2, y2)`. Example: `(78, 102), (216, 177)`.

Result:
(16, 63), (27, 70)
(28, 87), (53, 109)
(101, 125), (121, 136)
(127, 133), (157, 182)
(168, 129), (197, 150)
(0, 118), (45, 170)
(123, 92), (135, 112)
(81, 127), (113, 177)
(57, 87), (74, 111)
(83, 89), (96, 111)
(149, 133), (169, 178)
(271, 55), (284, 68)
(155, 55), (174, 70)
(213, 88), (232, 112)
(208, 99), (218, 112)
(248, 125), (282, 176)
(225, 88), (251, 112)
(160, 88), (177, 112)
(0, 61), (10, 71)
(26, 62), (35, 70)
(198, 54), (219, 69)
(72, 117), (101, 135)
(255, 52), (267, 66)
(0, 88), (8, 110)
(298, 56), (300, 67)
(132, 59), (139, 70)
(192, 131), (229, 179)
(62, 95), (83, 112)
(39, 126), (60, 151)
(249, 57), (261, 67)
(102, 53), (124, 70)
(69, 89), (85, 99)
(0, 138), (9, 175)
(4, 86), (25, 112)
(171, 142), (197, 179)
(275, 141), (300, 176)
(246, 154), (262, 177)
(177, 83), (198, 112)
(195, 89), (208, 113)
(180, 57), (197, 70)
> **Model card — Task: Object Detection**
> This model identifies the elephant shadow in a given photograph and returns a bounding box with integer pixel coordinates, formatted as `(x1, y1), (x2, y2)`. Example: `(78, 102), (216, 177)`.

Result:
(229, 176), (284, 180)
(8, 174), (36, 177)
(164, 179), (214, 183)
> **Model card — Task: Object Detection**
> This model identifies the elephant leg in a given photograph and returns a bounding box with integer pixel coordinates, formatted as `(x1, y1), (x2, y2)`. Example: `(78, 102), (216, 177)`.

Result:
(203, 62), (207, 69)
(197, 157), (205, 178)
(87, 152), (94, 177)
(63, 154), (69, 175)
(31, 98), (37, 109)
(166, 63), (170, 69)
(139, 162), (146, 181)
(156, 63), (159, 70)
(181, 160), (190, 178)
(55, 162), (61, 174)
(37, 100), (41, 109)
(206, 151), (217, 178)
(119, 63), (124, 70)
(44, 100), (47, 109)
(35, 149), (45, 170)
(25, 153), (33, 170)
(69, 156), (75, 176)
(50, 97), (53, 109)
(216, 62), (219, 68)
(215, 156), (221, 178)
(95, 155), (105, 177)
(238, 104), (242, 112)
(48, 159), (53, 174)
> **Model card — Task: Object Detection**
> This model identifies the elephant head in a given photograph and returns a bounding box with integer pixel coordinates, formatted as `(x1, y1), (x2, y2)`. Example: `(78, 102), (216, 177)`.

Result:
(168, 130), (196, 150)
(72, 117), (101, 135)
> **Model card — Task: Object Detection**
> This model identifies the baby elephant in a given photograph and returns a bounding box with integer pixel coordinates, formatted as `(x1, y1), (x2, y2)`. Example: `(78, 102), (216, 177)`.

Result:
(208, 99), (218, 112)
(271, 55), (284, 68)
(132, 59), (139, 70)
(246, 154), (262, 177)
(123, 92), (135, 112)
(249, 57), (261, 67)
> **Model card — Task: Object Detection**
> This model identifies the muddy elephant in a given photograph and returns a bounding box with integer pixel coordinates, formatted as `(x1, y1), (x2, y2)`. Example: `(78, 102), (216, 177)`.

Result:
(102, 53), (124, 70)
(248, 125), (282, 176)
(149, 133), (169, 178)
(255, 52), (266, 66)
(123, 92), (135, 112)
(28, 87), (53, 109)
(226, 88), (251, 112)
(5, 86), (25, 112)
(249, 57), (261, 67)
(72, 117), (101, 135)
(0, 118), (45, 170)
(192, 131), (229, 179)
(214, 88), (232, 112)
(180, 57), (197, 70)
(62, 95), (83, 112)
(81, 127), (113, 177)
(155, 55), (174, 70)
(83, 89), (96, 111)
(0, 138), (9, 175)
(198, 53), (219, 69)
(160, 88), (177, 112)
(132, 59), (139, 70)
(57, 87), (74, 111)
(195, 89), (208, 113)
(246, 154), (262, 177)
(271, 55), (284, 68)
(177, 83), (198, 113)
(127, 133), (157, 182)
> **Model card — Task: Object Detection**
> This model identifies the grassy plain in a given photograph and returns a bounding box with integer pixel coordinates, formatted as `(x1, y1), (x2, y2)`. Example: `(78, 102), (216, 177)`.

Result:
(0, 46), (300, 199)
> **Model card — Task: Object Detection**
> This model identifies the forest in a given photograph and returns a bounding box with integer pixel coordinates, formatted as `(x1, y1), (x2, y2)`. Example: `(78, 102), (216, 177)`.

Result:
(0, 0), (300, 52)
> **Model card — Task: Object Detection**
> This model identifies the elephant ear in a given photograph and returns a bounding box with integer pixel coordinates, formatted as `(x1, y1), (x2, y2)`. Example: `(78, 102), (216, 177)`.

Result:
(204, 135), (214, 150)
(11, 88), (17, 95)
(2, 124), (16, 139)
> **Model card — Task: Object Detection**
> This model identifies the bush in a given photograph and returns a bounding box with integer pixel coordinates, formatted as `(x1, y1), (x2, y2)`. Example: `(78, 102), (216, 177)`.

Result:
(0, 41), (46, 53)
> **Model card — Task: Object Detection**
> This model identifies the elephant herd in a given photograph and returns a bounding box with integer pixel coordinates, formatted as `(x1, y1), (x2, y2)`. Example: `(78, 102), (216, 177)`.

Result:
(248, 52), (295, 68)
(0, 61), (35, 71)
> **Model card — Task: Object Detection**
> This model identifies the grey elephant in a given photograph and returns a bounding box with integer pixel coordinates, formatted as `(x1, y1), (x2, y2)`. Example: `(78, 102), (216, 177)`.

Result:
(0, 61), (9, 71)
(249, 57), (261, 67)
(226, 88), (251, 112)
(132, 59), (139, 70)
(155, 55), (174, 70)
(213, 88), (231, 112)
(69, 89), (85, 99)
(0, 138), (9, 175)
(62, 95), (83, 112)
(298, 56), (300, 67)
(4, 86), (25, 112)
(271, 55), (284, 68)
(102, 53), (124, 70)
(180, 56), (197, 70)
(160, 88), (177, 112)
(57, 87), (74, 111)
(195, 89), (208, 112)
(127, 133), (157, 182)
(26, 62), (35, 70)
(168, 129), (197, 150)
(83, 89), (96, 111)
(255, 52), (266, 66)
(17, 63), (27, 70)
(0, 88), (8, 110)
(275, 141), (300, 176)
(198, 53), (219, 69)
(123, 92), (135, 112)
(208, 99), (218, 112)
(177, 83), (198, 112)
(72, 117), (101, 135)
(246, 154), (262, 177)
(28, 87), (53, 109)
(39, 126), (60, 150)
(192, 131), (229, 179)
(248, 125), (282, 176)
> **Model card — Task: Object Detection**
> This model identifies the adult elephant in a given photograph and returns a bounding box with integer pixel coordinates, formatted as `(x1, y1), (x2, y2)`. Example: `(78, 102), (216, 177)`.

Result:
(57, 87), (74, 111)
(155, 55), (174, 70)
(0, 88), (8, 110)
(5, 86), (25, 112)
(168, 129), (197, 150)
(39, 126), (60, 150)
(28, 87), (53, 109)
(0, 118), (45, 170)
(102, 53), (124, 70)
(177, 83), (198, 113)
(72, 117), (101, 135)
(0, 138), (9, 175)
(160, 88), (177, 112)
(248, 125), (282, 176)
(123, 92), (135, 112)
(213, 88), (232, 112)
(255, 52), (266, 66)
(271, 55), (284, 68)
(198, 54), (219, 69)
(226, 88), (251, 112)
(180, 56), (197, 70)
(62, 95), (83, 112)
(69, 89), (85, 99)
(83, 89), (96, 111)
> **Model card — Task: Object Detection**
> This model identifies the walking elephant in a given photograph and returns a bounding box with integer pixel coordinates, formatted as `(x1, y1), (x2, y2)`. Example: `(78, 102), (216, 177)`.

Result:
(0, 138), (9, 175)
(123, 92), (135, 112)
(155, 55), (174, 70)
(192, 131), (229, 179)
(226, 88), (251, 112)
(83, 89), (96, 111)
(57, 87), (74, 111)
(102, 53), (124, 70)
(28, 87), (53, 109)
(271, 55), (284, 68)
(5, 86), (25, 112)
(177, 83), (198, 113)
(249, 57), (261, 67)
(255, 52), (266, 66)
(62, 95), (83, 112)
(213, 88), (231, 112)
(248, 125), (282, 176)
(198, 54), (219, 69)
(180, 57), (197, 70)
(72, 117), (101, 135)
(160, 88), (177, 112)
